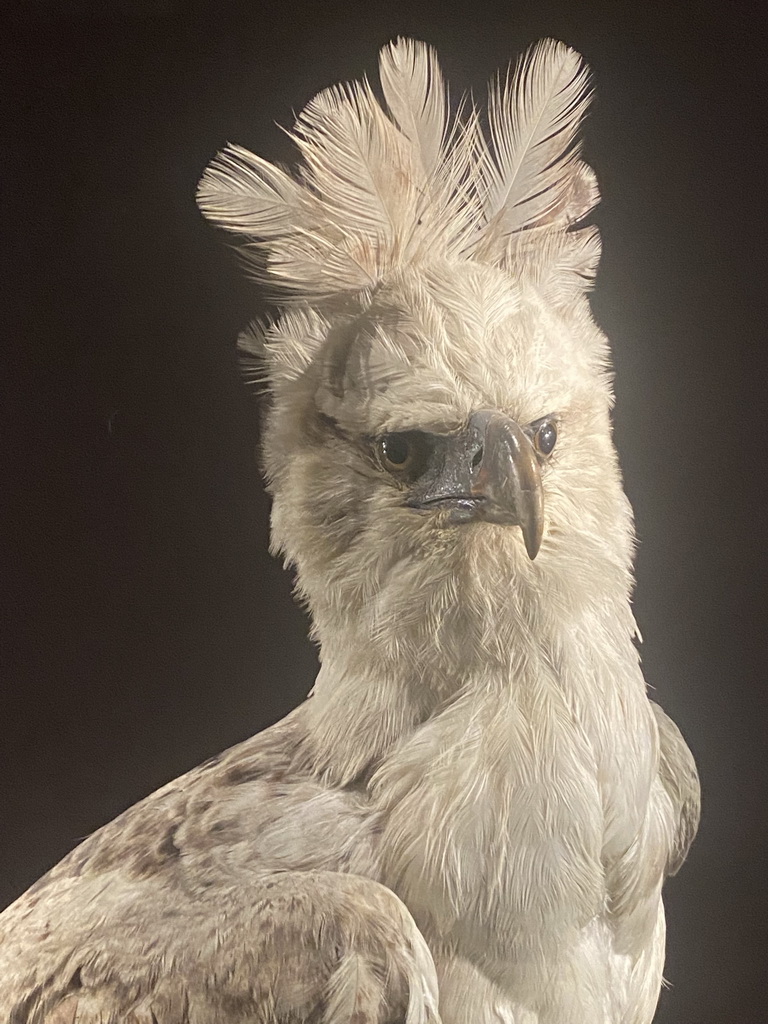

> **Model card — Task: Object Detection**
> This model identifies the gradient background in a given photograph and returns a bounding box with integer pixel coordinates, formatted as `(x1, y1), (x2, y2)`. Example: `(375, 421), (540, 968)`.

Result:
(3, 1), (766, 1021)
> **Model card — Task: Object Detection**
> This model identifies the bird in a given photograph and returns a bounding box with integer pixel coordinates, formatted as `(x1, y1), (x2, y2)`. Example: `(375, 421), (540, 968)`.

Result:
(0, 37), (700, 1024)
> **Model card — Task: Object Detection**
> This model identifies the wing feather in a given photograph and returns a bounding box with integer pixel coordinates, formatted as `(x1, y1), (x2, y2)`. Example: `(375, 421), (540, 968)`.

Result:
(650, 701), (701, 875)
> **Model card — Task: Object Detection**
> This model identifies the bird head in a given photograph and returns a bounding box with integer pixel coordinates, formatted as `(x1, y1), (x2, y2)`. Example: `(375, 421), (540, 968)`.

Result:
(198, 39), (636, 667)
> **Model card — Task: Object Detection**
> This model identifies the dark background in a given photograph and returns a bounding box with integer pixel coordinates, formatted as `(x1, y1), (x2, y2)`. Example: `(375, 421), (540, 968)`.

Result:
(3, 1), (766, 1021)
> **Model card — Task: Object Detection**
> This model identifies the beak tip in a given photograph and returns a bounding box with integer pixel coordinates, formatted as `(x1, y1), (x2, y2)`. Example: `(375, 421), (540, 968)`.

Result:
(523, 525), (543, 560)
(525, 540), (541, 560)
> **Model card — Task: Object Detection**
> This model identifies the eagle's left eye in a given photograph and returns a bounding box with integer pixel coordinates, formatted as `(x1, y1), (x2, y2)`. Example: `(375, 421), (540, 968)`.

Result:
(532, 418), (558, 457)
(375, 432), (430, 478)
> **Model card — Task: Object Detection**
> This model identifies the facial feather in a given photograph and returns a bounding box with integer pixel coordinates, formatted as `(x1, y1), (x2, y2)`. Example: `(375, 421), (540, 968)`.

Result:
(261, 258), (629, 625)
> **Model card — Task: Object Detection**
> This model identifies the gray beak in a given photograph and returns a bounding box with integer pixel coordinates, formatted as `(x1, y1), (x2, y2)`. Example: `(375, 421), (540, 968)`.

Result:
(468, 411), (544, 559)
(406, 410), (544, 559)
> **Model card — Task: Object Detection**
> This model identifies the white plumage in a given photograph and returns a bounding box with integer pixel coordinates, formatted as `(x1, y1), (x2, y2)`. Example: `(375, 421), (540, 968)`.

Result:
(0, 38), (699, 1024)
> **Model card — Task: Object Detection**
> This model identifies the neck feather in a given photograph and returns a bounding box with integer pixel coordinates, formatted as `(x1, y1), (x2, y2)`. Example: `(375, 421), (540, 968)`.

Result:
(301, 528), (642, 785)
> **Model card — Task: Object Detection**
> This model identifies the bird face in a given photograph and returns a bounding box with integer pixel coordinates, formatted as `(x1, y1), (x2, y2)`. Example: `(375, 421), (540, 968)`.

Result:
(263, 259), (629, 608)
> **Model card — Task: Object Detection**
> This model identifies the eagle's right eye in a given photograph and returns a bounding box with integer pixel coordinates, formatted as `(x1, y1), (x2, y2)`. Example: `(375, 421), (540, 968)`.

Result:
(375, 432), (430, 479)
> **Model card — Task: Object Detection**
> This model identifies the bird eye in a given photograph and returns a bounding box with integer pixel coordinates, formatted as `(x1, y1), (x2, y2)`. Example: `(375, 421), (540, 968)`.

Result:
(532, 418), (558, 457)
(375, 432), (429, 478)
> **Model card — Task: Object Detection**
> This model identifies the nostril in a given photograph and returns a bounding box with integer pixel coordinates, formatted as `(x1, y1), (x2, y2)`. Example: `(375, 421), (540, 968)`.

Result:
(471, 446), (484, 469)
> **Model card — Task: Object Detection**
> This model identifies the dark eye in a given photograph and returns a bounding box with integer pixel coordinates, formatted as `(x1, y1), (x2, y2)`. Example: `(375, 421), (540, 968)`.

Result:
(375, 432), (429, 478)
(532, 419), (557, 457)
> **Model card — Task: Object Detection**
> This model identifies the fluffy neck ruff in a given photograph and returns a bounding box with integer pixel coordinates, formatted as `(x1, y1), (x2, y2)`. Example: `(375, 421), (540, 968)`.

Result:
(299, 513), (645, 787)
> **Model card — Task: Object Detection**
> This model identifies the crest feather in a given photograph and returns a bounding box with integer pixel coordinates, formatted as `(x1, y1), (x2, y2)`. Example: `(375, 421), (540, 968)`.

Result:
(196, 143), (314, 237)
(290, 79), (421, 264)
(475, 39), (596, 250)
(504, 225), (602, 302)
(197, 38), (599, 298)
(379, 38), (447, 178)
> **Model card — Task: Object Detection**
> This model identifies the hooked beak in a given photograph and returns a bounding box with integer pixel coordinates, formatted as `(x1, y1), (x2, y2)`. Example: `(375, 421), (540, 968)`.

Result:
(406, 410), (544, 559)
(468, 411), (544, 558)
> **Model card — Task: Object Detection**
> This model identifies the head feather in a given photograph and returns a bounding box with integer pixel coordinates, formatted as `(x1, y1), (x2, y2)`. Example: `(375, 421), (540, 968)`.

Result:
(197, 38), (599, 299)
(474, 39), (596, 252)
(379, 38), (447, 179)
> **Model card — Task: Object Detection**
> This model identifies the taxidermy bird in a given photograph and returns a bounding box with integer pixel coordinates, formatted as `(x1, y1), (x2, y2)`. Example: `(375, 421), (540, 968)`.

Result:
(0, 38), (699, 1024)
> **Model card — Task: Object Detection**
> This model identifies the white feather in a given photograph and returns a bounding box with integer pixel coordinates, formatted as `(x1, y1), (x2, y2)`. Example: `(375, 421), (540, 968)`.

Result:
(291, 80), (418, 249)
(196, 142), (312, 237)
(379, 38), (447, 179)
(476, 39), (594, 245)
(197, 38), (599, 295)
(377, 39), (484, 259)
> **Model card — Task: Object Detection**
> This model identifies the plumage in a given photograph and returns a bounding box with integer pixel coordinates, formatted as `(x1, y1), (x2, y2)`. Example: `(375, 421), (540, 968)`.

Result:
(379, 39), (446, 178)
(478, 40), (596, 243)
(0, 37), (699, 1024)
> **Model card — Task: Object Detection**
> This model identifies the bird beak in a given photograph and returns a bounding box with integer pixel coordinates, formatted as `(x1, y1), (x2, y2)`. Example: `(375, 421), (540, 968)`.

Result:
(405, 410), (544, 559)
(468, 411), (544, 559)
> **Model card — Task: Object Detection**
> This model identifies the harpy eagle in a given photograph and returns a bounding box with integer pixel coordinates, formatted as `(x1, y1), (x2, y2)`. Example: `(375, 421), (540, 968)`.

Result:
(0, 38), (700, 1024)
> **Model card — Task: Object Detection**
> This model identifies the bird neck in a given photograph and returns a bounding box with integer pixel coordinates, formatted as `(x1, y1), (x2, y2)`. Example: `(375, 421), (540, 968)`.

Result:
(301, 534), (642, 786)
